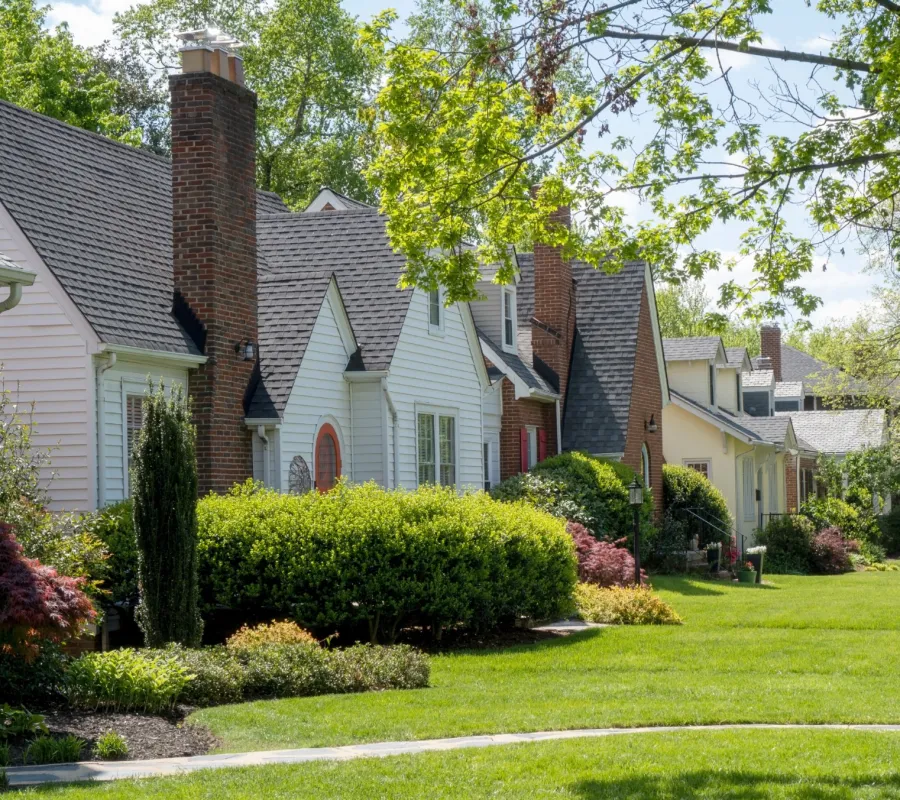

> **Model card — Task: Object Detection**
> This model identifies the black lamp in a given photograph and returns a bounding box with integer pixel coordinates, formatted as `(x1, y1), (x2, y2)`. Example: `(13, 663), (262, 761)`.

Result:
(235, 339), (256, 361)
(628, 479), (643, 584)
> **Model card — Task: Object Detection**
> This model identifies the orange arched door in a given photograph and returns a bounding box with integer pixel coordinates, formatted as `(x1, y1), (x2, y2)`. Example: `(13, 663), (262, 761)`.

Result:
(315, 424), (341, 492)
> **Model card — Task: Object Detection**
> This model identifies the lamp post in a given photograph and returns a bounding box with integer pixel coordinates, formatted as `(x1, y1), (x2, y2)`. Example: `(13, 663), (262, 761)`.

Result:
(628, 479), (643, 585)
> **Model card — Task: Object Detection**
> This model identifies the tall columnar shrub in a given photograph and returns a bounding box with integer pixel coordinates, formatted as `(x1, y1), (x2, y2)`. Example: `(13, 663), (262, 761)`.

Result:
(662, 464), (733, 545)
(132, 384), (202, 647)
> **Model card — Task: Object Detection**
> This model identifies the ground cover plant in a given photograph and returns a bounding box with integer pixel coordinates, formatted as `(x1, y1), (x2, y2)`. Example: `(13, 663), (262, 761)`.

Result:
(19, 729), (900, 799)
(574, 584), (682, 625)
(188, 572), (900, 753)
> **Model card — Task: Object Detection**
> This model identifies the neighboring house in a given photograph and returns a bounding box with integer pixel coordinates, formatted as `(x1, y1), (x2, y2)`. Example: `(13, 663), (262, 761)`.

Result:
(662, 337), (797, 540)
(470, 206), (670, 517)
(742, 369), (775, 417)
(0, 44), (489, 510)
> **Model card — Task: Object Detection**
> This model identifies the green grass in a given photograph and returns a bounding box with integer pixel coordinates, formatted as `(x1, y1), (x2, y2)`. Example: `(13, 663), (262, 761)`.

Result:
(23, 729), (900, 798)
(189, 572), (900, 753)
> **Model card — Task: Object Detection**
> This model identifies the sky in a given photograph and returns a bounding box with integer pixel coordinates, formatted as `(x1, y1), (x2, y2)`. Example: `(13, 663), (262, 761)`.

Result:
(45, 0), (882, 327)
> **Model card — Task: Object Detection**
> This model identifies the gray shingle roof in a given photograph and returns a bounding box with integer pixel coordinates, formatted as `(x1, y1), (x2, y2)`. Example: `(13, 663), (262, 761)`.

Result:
(775, 381), (803, 398)
(476, 325), (556, 396)
(725, 346), (749, 368)
(780, 409), (886, 454)
(670, 389), (768, 443)
(0, 99), (292, 356)
(257, 211), (411, 373)
(740, 415), (793, 446)
(742, 369), (775, 388)
(258, 191), (290, 215)
(752, 343), (868, 395)
(663, 337), (722, 362)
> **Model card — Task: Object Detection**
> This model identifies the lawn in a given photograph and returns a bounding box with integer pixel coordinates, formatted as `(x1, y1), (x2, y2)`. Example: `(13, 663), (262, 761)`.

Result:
(23, 729), (900, 798)
(186, 572), (900, 753)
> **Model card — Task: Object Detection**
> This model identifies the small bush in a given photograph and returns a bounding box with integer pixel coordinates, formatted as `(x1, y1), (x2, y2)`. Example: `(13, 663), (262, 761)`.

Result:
(0, 641), (67, 704)
(25, 734), (84, 765)
(161, 645), (245, 707)
(0, 705), (47, 739)
(226, 620), (317, 651)
(810, 528), (854, 575)
(240, 643), (332, 699)
(66, 648), (191, 714)
(800, 497), (881, 548)
(489, 472), (593, 528)
(92, 501), (138, 607)
(328, 644), (430, 692)
(574, 584), (682, 625)
(878, 506), (900, 556)
(94, 732), (129, 761)
(567, 522), (643, 587)
(662, 465), (732, 547)
(757, 515), (816, 574)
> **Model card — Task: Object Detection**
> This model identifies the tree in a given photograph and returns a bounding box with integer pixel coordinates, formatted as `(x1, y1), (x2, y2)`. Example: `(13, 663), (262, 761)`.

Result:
(132, 383), (202, 648)
(115, 0), (389, 207)
(364, 0), (900, 310)
(0, 0), (138, 143)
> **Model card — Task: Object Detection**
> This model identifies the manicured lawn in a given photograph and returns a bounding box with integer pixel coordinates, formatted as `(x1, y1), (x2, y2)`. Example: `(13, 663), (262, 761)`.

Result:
(23, 729), (900, 798)
(187, 573), (900, 753)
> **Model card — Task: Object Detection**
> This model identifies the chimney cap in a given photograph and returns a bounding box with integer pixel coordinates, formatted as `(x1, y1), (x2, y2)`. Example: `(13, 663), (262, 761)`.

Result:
(174, 28), (244, 51)
(761, 321), (781, 330)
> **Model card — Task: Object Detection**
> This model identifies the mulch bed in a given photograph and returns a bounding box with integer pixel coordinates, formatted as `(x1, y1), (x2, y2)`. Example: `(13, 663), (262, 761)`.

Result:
(6, 708), (217, 766)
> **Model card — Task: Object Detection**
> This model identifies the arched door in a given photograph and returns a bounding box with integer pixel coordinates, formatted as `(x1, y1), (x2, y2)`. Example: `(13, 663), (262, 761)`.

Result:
(315, 424), (341, 492)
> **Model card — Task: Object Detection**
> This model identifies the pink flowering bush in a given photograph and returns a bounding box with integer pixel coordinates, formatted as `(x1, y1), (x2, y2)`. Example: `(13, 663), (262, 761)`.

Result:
(809, 527), (854, 575)
(567, 522), (646, 587)
(0, 523), (95, 661)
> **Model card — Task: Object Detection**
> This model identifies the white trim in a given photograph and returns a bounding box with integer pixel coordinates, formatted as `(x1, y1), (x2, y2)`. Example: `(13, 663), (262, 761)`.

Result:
(501, 287), (517, 354)
(459, 303), (492, 391)
(415, 403), (460, 487)
(99, 343), (207, 366)
(670, 393), (761, 446)
(344, 370), (389, 382)
(643, 263), (670, 406)
(682, 458), (712, 481)
(427, 287), (445, 336)
(304, 188), (356, 213)
(0, 263), (35, 287)
(478, 337), (558, 402)
(312, 414), (346, 486)
(325, 277), (358, 355)
(245, 418), (282, 426)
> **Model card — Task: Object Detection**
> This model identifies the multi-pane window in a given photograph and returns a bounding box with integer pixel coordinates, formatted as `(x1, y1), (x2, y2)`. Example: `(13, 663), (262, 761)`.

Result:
(527, 427), (538, 469)
(483, 442), (491, 491)
(428, 289), (441, 329)
(684, 460), (710, 479)
(800, 468), (816, 503)
(418, 412), (457, 487)
(126, 395), (144, 469)
(502, 289), (515, 348)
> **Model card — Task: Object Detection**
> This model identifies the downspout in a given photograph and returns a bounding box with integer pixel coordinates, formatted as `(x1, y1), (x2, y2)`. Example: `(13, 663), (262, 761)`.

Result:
(555, 399), (562, 454)
(382, 378), (400, 489)
(95, 352), (117, 508)
(0, 283), (23, 314)
(257, 425), (270, 487)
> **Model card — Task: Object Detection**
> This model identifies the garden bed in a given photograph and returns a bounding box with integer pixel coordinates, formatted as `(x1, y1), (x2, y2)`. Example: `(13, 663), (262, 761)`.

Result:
(4, 708), (216, 766)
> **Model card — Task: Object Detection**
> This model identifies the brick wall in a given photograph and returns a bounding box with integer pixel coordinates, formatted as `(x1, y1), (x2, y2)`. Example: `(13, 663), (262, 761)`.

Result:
(532, 205), (576, 410)
(785, 453), (818, 512)
(761, 323), (782, 382)
(498, 379), (557, 481)
(620, 286), (665, 519)
(170, 71), (258, 495)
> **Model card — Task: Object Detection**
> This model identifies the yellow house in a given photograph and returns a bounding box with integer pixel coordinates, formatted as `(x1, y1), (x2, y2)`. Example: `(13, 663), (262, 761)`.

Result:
(662, 337), (800, 545)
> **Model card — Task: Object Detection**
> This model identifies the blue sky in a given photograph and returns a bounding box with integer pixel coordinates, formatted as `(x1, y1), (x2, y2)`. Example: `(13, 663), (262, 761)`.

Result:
(47, 0), (879, 326)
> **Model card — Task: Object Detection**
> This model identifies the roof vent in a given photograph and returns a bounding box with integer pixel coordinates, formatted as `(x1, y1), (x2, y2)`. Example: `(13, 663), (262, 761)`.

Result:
(174, 28), (246, 86)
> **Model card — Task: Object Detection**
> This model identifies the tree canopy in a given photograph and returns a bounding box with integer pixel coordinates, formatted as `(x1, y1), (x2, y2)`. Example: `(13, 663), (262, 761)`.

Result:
(364, 0), (900, 308)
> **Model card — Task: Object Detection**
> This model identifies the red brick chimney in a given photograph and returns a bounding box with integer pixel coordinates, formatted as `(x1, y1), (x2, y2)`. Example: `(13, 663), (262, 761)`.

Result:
(171, 39), (257, 495)
(531, 190), (576, 418)
(760, 323), (782, 382)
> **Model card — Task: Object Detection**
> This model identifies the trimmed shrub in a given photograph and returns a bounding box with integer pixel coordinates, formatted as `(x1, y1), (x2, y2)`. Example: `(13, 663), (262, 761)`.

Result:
(159, 645), (245, 707)
(809, 527), (854, 575)
(800, 497), (881, 548)
(132, 383), (202, 647)
(328, 644), (430, 692)
(567, 522), (643, 587)
(878, 506), (900, 556)
(489, 472), (592, 528)
(574, 584), (682, 625)
(756, 515), (816, 574)
(226, 620), (317, 651)
(198, 483), (576, 642)
(239, 643), (332, 699)
(92, 500), (138, 607)
(662, 465), (733, 546)
(66, 648), (191, 714)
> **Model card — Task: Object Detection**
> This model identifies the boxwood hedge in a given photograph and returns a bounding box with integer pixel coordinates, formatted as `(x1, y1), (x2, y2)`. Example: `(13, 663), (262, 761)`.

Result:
(197, 482), (576, 642)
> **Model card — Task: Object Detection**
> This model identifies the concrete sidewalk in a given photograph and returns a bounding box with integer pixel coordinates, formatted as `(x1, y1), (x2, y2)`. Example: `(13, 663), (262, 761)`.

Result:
(7, 724), (900, 788)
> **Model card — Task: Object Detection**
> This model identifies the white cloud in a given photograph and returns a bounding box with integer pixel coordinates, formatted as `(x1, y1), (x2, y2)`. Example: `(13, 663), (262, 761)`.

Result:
(46, 0), (136, 48)
(798, 34), (833, 52)
(704, 36), (781, 73)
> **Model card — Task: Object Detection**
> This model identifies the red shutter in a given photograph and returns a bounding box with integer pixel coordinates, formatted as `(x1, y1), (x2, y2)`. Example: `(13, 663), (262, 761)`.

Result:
(538, 428), (547, 462)
(520, 428), (529, 473)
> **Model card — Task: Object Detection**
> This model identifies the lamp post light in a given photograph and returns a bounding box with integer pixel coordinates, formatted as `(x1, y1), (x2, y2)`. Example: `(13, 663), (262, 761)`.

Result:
(628, 479), (643, 585)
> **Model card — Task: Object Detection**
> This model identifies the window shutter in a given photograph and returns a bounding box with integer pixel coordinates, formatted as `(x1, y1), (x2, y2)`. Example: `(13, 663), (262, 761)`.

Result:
(520, 428), (529, 472)
(538, 428), (547, 462)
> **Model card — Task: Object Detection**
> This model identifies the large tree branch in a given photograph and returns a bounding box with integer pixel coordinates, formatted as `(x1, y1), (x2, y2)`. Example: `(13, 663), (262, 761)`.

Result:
(873, 0), (900, 13)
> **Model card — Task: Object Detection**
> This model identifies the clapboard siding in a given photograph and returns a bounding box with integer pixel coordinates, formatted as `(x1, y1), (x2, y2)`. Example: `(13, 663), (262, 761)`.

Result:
(252, 427), (281, 490)
(388, 290), (484, 490)
(470, 280), (504, 344)
(278, 293), (353, 488)
(349, 380), (384, 484)
(0, 212), (95, 511)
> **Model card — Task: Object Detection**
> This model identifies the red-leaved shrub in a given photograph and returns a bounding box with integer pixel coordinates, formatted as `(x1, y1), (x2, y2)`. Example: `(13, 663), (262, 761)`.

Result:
(567, 522), (646, 587)
(0, 523), (95, 660)
(809, 527), (853, 575)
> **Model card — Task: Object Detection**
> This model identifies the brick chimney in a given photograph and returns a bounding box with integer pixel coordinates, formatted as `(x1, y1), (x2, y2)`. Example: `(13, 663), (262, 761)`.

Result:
(531, 190), (576, 418)
(171, 36), (257, 495)
(760, 323), (782, 382)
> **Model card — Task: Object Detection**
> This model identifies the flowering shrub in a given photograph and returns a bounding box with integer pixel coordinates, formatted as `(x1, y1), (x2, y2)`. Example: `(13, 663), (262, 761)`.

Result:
(574, 584), (682, 625)
(0, 524), (95, 661)
(226, 620), (317, 651)
(567, 522), (644, 587)
(809, 527), (854, 575)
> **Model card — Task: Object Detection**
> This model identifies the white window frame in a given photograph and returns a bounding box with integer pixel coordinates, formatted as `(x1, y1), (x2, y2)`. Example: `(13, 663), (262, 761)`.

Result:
(501, 287), (517, 353)
(709, 363), (716, 406)
(742, 457), (756, 522)
(428, 288), (444, 335)
(526, 425), (538, 469)
(483, 441), (492, 491)
(683, 459), (712, 481)
(416, 405), (459, 487)
(641, 443), (651, 488)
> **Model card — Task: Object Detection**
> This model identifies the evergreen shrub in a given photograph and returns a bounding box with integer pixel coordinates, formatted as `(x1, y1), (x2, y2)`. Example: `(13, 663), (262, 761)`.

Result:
(756, 515), (816, 574)
(662, 464), (732, 545)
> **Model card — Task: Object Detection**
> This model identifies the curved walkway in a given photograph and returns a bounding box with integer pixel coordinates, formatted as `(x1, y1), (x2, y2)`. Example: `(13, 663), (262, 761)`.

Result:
(8, 724), (900, 788)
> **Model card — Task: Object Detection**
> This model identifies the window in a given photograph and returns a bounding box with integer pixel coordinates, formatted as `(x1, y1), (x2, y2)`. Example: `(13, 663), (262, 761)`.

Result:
(736, 374), (742, 412)
(768, 463), (778, 514)
(483, 442), (491, 491)
(502, 289), (516, 349)
(684, 460), (710, 480)
(520, 426), (547, 472)
(774, 400), (800, 412)
(641, 443), (651, 488)
(800, 468), (816, 503)
(428, 289), (442, 331)
(527, 426), (538, 468)
(417, 411), (457, 486)
(709, 364), (716, 406)
(126, 394), (144, 469)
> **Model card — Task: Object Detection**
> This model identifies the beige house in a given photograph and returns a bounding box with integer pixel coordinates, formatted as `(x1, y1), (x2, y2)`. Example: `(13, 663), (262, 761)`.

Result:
(662, 338), (800, 544)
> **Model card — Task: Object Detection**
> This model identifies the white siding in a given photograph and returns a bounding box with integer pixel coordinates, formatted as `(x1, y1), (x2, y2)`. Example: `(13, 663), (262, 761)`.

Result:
(0, 214), (95, 510)
(482, 381), (502, 488)
(388, 290), (484, 490)
(350, 380), (385, 484)
(252, 427), (281, 490)
(470, 280), (504, 344)
(716, 367), (740, 414)
(99, 358), (189, 505)
(279, 294), (353, 488)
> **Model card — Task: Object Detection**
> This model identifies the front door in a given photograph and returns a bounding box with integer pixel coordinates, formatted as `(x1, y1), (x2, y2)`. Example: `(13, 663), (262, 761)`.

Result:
(315, 424), (341, 492)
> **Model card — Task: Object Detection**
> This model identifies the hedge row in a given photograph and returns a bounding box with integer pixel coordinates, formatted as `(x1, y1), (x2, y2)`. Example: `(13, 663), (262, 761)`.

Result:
(197, 482), (577, 642)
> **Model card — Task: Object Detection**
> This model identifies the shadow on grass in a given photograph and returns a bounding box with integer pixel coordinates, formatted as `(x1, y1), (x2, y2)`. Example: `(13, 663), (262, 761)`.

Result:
(572, 770), (900, 799)
(653, 578), (725, 597)
(451, 627), (609, 658)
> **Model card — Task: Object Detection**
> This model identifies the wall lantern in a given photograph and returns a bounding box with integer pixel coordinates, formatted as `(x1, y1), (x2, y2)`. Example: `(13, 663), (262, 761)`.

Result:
(235, 339), (256, 361)
(646, 415), (658, 434)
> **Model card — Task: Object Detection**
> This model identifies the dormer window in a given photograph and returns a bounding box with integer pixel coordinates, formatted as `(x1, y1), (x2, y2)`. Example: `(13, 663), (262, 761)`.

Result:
(502, 288), (516, 351)
(428, 288), (443, 332)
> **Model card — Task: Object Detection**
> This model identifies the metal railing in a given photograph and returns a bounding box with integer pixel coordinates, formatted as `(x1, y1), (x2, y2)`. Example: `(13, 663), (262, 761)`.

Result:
(683, 506), (747, 563)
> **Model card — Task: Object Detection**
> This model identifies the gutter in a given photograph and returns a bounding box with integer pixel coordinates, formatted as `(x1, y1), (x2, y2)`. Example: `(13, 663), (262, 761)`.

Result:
(555, 398), (562, 455)
(95, 352), (117, 508)
(257, 426), (270, 487)
(98, 343), (207, 366)
(0, 265), (36, 314)
(382, 378), (400, 488)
